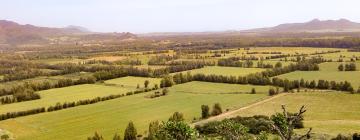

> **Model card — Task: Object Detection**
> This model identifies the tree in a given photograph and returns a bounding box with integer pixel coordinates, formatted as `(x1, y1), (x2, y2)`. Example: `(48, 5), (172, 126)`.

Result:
(155, 120), (197, 140)
(136, 84), (140, 89)
(113, 133), (121, 140)
(87, 132), (104, 140)
(271, 105), (312, 140)
(162, 88), (169, 96)
(338, 64), (344, 71)
(148, 121), (160, 140)
(201, 105), (210, 119)
(269, 88), (277, 96)
(211, 103), (222, 116)
(169, 112), (184, 122)
(1, 134), (9, 140)
(275, 62), (283, 68)
(251, 88), (256, 94)
(124, 121), (137, 140)
(144, 80), (150, 88)
(216, 119), (250, 140)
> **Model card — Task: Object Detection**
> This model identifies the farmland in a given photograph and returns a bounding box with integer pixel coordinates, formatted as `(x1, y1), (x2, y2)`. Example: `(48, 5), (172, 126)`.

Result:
(0, 82), (269, 140)
(0, 36), (360, 139)
(231, 92), (360, 137)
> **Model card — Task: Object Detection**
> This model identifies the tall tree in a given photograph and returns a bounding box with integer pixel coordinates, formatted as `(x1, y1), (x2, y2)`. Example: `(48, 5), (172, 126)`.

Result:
(124, 121), (137, 140)
(201, 105), (210, 119)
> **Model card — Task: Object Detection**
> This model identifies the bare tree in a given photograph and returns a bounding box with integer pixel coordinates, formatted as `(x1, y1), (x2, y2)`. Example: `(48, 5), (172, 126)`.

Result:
(271, 105), (312, 140)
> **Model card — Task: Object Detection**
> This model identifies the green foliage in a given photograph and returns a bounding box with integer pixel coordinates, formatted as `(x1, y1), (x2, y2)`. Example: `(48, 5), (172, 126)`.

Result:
(147, 121), (159, 140)
(201, 105), (210, 119)
(112, 133), (121, 140)
(124, 121), (137, 140)
(211, 103), (222, 116)
(169, 112), (185, 122)
(155, 120), (197, 140)
(215, 119), (250, 140)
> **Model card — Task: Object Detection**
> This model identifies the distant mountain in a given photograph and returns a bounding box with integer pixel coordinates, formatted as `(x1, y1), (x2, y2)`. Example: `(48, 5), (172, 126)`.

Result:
(244, 19), (360, 33)
(0, 20), (136, 45)
(0, 20), (90, 44)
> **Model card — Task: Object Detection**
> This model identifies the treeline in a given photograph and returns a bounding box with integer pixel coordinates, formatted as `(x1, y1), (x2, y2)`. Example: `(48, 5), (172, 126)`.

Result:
(148, 55), (180, 65)
(0, 88), (40, 104)
(0, 76), (96, 97)
(338, 63), (357, 71)
(164, 60), (354, 93)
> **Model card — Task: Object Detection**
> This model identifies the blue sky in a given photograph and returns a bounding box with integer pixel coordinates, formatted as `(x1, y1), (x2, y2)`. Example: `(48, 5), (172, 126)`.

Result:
(1, 0), (360, 33)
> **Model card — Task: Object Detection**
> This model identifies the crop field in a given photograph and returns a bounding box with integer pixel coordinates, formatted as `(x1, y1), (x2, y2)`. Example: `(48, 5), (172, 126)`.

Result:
(0, 84), (131, 114)
(104, 76), (162, 88)
(0, 82), (269, 140)
(276, 62), (360, 87)
(232, 92), (360, 137)
(177, 66), (266, 76)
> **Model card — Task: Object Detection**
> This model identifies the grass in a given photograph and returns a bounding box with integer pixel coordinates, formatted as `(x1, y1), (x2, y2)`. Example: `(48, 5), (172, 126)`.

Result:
(276, 62), (360, 87)
(104, 76), (162, 89)
(171, 81), (277, 94)
(232, 92), (360, 136)
(0, 82), (269, 140)
(177, 66), (265, 77)
(0, 84), (131, 114)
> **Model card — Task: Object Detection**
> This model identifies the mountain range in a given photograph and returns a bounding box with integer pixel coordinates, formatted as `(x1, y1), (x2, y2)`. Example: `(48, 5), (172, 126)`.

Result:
(244, 18), (360, 33)
(1, 18), (360, 44)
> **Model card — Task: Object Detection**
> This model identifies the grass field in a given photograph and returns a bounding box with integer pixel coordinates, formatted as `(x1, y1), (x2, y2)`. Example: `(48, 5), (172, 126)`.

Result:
(171, 81), (277, 94)
(276, 62), (360, 87)
(104, 76), (162, 89)
(177, 66), (265, 77)
(0, 84), (131, 114)
(232, 92), (360, 136)
(34, 58), (84, 64)
(0, 82), (269, 140)
(319, 52), (360, 61)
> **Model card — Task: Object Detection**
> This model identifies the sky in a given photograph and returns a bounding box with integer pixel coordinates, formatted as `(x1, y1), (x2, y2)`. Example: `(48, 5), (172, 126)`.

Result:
(1, 0), (360, 33)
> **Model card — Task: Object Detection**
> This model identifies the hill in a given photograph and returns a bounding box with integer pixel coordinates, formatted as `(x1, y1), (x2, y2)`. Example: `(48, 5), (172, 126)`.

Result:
(244, 19), (360, 33)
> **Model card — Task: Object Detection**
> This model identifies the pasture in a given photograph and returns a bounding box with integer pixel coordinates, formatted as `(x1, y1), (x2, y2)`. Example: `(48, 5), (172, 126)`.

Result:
(104, 76), (162, 89)
(276, 62), (360, 87)
(231, 92), (360, 137)
(177, 66), (266, 77)
(0, 82), (269, 140)
(0, 84), (131, 114)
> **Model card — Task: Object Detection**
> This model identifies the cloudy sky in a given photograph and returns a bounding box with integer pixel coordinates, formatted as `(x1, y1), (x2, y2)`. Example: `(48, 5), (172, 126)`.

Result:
(1, 0), (359, 33)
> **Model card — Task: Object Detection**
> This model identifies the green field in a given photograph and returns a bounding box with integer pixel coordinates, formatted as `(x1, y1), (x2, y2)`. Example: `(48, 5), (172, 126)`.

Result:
(104, 76), (162, 89)
(0, 82), (269, 140)
(276, 62), (360, 87)
(232, 92), (360, 136)
(177, 66), (265, 77)
(171, 81), (277, 94)
(0, 84), (131, 114)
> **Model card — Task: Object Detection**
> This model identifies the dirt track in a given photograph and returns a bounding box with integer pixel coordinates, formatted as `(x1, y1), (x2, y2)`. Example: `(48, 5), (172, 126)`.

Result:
(192, 93), (288, 126)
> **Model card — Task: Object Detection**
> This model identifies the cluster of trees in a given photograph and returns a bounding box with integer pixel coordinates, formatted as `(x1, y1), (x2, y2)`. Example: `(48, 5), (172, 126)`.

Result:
(218, 57), (254, 68)
(338, 63), (357, 71)
(201, 103), (223, 119)
(0, 88), (40, 104)
(148, 88), (169, 99)
(148, 55), (180, 65)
